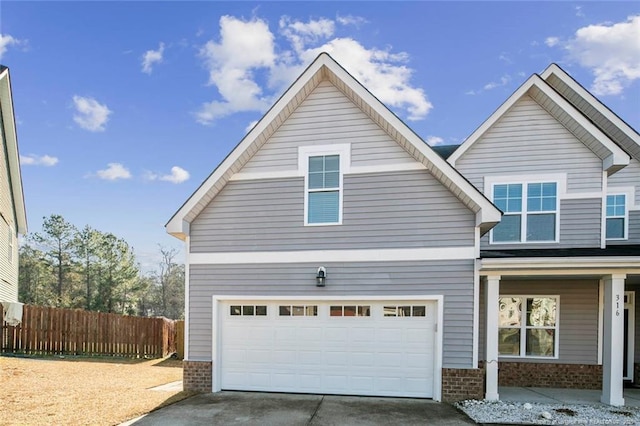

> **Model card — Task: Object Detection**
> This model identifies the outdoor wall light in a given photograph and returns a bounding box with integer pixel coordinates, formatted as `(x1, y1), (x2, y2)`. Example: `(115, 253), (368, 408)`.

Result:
(316, 267), (327, 287)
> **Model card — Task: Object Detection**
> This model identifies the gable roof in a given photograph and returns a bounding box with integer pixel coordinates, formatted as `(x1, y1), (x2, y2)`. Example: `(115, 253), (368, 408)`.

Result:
(541, 63), (640, 161)
(0, 67), (27, 235)
(432, 144), (460, 160)
(166, 53), (501, 240)
(448, 72), (630, 173)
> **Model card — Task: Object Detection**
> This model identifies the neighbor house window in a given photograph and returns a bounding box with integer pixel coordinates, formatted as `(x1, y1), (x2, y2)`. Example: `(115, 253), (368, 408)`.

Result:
(491, 182), (558, 243)
(606, 194), (626, 240)
(498, 296), (558, 358)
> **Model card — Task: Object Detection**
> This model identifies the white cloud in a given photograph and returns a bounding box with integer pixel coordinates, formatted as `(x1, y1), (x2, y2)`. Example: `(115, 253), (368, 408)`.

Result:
(425, 136), (444, 146)
(196, 15), (276, 124)
(20, 154), (58, 166)
(483, 75), (511, 91)
(160, 166), (190, 184)
(336, 15), (368, 27)
(72, 96), (112, 132)
(466, 74), (513, 95)
(145, 166), (190, 184)
(196, 15), (432, 124)
(562, 15), (640, 95)
(0, 33), (21, 60)
(96, 163), (131, 181)
(141, 42), (165, 74)
(545, 37), (560, 47)
(280, 16), (335, 51)
(546, 15), (640, 96)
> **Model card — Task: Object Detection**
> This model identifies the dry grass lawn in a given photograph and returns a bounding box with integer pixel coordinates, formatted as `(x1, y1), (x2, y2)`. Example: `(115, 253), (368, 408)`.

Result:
(0, 355), (195, 426)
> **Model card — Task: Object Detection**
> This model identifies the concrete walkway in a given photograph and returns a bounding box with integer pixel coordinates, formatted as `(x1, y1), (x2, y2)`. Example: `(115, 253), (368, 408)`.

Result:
(499, 386), (640, 407)
(129, 391), (475, 425)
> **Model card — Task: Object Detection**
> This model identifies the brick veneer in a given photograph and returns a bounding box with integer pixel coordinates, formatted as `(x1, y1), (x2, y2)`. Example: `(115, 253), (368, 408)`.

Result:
(441, 368), (484, 402)
(498, 362), (602, 389)
(183, 360), (212, 392)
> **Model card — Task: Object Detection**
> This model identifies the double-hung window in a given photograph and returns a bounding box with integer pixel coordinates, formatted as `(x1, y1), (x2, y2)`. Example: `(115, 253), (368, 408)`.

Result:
(606, 194), (626, 240)
(300, 144), (350, 226)
(491, 182), (558, 243)
(308, 155), (340, 224)
(498, 296), (558, 358)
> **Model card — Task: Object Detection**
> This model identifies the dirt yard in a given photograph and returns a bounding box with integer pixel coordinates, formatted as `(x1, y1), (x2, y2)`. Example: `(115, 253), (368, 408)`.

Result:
(0, 355), (194, 425)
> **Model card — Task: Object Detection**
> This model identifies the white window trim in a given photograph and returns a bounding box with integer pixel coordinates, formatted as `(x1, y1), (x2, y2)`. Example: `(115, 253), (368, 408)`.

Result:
(498, 294), (560, 360)
(485, 174), (565, 244)
(605, 187), (634, 241)
(299, 144), (351, 226)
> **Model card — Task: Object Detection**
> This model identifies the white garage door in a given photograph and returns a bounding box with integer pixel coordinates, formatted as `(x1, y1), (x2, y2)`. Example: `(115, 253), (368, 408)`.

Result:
(219, 300), (437, 398)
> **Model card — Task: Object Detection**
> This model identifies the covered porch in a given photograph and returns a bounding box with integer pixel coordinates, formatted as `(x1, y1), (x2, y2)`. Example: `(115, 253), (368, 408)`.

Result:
(480, 252), (640, 406)
(500, 386), (640, 407)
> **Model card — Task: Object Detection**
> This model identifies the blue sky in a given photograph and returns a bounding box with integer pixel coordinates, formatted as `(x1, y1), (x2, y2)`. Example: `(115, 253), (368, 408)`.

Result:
(1, 1), (638, 270)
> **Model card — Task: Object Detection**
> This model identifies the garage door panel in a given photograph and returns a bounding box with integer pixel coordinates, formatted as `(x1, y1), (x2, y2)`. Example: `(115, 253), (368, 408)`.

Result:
(220, 300), (436, 398)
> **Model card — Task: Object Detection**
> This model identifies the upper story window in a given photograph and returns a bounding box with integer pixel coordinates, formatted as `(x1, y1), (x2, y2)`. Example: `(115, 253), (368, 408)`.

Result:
(491, 182), (558, 243)
(606, 194), (626, 240)
(308, 155), (340, 224)
(299, 144), (350, 226)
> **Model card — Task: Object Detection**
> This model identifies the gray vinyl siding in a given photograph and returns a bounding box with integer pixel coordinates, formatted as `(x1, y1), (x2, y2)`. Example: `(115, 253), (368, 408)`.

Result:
(456, 96), (603, 193)
(190, 170), (476, 252)
(240, 80), (415, 175)
(0, 106), (18, 302)
(481, 198), (602, 249)
(609, 158), (640, 207)
(478, 279), (599, 364)
(188, 259), (475, 368)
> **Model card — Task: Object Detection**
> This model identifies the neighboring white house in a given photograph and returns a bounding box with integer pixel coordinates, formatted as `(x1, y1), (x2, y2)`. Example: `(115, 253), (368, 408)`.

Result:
(167, 53), (640, 404)
(0, 66), (28, 321)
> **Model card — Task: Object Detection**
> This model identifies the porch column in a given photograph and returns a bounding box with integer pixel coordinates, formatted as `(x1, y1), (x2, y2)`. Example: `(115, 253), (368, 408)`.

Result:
(601, 273), (626, 406)
(485, 275), (500, 401)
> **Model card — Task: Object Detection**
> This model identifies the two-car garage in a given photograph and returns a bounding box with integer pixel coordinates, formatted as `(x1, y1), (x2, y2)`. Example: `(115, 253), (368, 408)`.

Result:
(214, 298), (441, 399)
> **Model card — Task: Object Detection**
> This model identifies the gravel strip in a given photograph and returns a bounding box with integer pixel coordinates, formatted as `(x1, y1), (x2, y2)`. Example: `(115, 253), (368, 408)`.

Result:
(456, 399), (640, 425)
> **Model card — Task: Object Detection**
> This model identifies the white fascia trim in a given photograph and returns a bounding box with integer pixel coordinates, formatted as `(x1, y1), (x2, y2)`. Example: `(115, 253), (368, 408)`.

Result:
(481, 257), (640, 273)
(191, 247), (476, 265)
(541, 64), (640, 151)
(211, 294), (444, 401)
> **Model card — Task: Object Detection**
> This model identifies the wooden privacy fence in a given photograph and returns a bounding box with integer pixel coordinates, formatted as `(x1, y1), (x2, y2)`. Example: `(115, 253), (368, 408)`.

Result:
(1, 304), (177, 358)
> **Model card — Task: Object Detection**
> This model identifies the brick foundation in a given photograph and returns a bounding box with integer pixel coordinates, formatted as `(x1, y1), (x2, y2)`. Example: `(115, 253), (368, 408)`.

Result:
(441, 368), (485, 402)
(498, 362), (602, 389)
(183, 360), (212, 392)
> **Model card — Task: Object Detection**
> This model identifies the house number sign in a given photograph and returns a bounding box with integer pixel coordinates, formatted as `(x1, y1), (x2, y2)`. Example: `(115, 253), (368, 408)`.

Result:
(616, 294), (621, 317)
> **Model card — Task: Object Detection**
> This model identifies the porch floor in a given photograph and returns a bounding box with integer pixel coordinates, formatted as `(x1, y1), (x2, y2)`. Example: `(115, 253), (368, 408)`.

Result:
(499, 386), (640, 407)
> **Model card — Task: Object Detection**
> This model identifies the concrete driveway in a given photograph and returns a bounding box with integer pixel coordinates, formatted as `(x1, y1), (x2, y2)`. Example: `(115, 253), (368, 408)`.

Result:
(131, 392), (476, 425)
